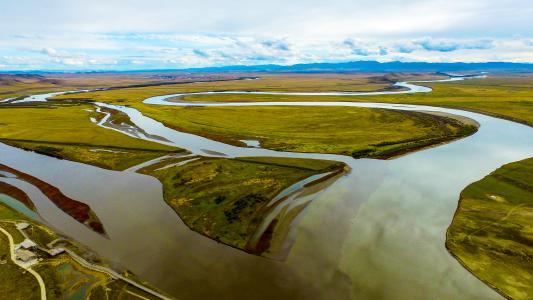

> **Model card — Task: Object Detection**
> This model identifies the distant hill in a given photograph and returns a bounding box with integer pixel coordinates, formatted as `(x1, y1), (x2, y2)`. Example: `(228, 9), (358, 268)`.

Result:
(180, 61), (533, 73)
(2, 61), (532, 74)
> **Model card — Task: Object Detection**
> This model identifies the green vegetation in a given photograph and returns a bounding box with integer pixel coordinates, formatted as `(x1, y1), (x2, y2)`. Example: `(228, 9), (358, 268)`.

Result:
(0, 104), (180, 170)
(49, 73), (497, 158)
(0, 73), (243, 100)
(446, 158), (533, 300)
(58, 74), (531, 126)
(0, 231), (41, 299)
(120, 105), (477, 158)
(139, 156), (346, 254)
(0, 74), (68, 100)
(3, 140), (176, 171)
(172, 76), (533, 126)
(0, 201), (159, 299)
(88, 280), (158, 300)
(52, 74), (398, 104)
(34, 258), (104, 299)
(377, 76), (533, 126)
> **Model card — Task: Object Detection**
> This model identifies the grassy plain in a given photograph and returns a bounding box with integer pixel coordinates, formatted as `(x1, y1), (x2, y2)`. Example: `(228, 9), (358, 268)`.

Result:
(0, 73), (244, 100)
(51, 73), (402, 103)
(0, 104), (179, 170)
(173, 75), (533, 126)
(446, 158), (533, 299)
(50, 75), (479, 158)
(58, 74), (527, 126)
(125, 106), (477, 158)
(139, 156), (345, 254)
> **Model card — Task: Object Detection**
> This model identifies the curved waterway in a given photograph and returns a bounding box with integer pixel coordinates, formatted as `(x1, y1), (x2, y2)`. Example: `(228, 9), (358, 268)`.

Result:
(0, 76), (531, 300)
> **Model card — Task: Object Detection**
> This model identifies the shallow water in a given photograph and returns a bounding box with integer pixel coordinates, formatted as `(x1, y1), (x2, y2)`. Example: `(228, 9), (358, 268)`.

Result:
(0, 77), (531, 299)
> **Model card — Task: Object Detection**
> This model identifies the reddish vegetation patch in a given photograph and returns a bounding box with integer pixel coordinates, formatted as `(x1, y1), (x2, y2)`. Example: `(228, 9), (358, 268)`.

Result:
(0, 181), (36, 210)
(0, 164), (106, 235)
(247, 219), (278, 255)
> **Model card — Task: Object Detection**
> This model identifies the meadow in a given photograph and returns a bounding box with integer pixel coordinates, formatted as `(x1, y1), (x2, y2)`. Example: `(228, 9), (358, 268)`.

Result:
(0, 104), (179, 170)
(49, 73), (481, 159)
(446, 158), (533, 300)
(139, 156), (346, 255)
(142, 75), (533, 126)
(129, 105), (478, 158)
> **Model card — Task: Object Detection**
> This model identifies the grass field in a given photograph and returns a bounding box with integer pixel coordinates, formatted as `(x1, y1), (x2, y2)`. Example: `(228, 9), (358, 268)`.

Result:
(0, 104), (180, 170)
(51, 79), (479, 159)
(48, 73), (449, 106)
(50, 74), (401, 103)
(0, 73), (245, 100)
(446, 158), (533, 300)
(56, 74), (529, 126)
(139, 156), (346, 254)
(170, 75), (533, 126)
(124, 105), (477, 158)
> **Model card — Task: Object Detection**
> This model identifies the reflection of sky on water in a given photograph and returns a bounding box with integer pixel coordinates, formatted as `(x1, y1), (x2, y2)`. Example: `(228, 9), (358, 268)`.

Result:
(0, 80), (531, 299)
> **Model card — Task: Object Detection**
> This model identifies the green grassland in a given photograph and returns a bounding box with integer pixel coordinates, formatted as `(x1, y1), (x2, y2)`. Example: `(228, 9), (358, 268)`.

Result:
(49, 73), (449, 107)
(173, 76), (533, 126)
(34, 257), (105, 300)
(0, 104), (180, 170)
(446, 158), (533, 300)
(59, 74), (528, 126)
(0, 73), (244, 100)
(0, 221), (41, 300)
(139, 156), (345, 254)
(52, 81), (480, 159)
(3, 140), (176, 171)
(51, 74), (398, 103)
(0, 201), (158, 299)
(2, 73), (403, 102)
(0, 74), (69, 100)
(128, 106), (477, 158)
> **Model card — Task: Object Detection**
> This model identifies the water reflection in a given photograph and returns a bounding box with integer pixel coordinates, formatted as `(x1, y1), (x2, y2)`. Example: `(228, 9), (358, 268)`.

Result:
(0, 78), (531, 299)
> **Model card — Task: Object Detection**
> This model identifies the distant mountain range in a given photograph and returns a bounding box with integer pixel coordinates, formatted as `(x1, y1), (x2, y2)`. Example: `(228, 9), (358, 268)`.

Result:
(2, 61), (532, 74)
(180, 61), (533, 73)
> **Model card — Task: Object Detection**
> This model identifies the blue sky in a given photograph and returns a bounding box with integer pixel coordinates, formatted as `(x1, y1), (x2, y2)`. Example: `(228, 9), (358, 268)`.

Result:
(0, 0), (532, 70)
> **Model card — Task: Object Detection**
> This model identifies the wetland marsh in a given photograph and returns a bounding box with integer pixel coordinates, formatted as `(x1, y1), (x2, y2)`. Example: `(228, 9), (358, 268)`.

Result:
(0, 73), (531, 299)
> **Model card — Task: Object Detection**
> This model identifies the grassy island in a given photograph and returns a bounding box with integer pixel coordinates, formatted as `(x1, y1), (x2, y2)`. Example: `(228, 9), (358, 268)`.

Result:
(139, 156), (347, 257)
(446, 158), (533, 299)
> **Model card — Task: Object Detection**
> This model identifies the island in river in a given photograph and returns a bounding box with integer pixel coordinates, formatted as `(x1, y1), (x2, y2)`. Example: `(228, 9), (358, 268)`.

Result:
(447, 157), (533, 300)
(0, 72), (531, 299)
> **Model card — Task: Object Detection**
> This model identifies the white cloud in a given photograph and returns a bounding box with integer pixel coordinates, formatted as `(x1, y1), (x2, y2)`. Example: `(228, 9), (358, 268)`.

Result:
(414, 37), (494, 52)
(0, 0), (531, 69)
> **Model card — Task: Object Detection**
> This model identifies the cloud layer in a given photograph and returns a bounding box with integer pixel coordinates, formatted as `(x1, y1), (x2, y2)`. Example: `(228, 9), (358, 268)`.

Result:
(0, 0), (531, 70)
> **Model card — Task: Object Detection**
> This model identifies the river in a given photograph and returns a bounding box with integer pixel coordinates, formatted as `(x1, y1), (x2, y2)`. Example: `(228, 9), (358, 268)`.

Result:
(0, 75), (531, 299)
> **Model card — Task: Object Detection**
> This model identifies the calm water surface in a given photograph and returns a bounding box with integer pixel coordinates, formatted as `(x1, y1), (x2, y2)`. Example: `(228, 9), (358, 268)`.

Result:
(0, 78), (531, 299)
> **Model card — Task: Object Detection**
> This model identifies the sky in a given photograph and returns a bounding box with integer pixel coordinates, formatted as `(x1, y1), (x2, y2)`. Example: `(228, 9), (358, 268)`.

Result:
(0, 0), (532, 70)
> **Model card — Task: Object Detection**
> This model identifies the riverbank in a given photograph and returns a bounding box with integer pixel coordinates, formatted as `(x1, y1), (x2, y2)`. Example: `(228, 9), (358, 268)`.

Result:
(0, 73), (530, 299)
(446, 157), (533, 299)
(151, 76), (532, 126)
(130, 105), (478, 158)
(138, 156), (347, 257)
(39, 94), (479, 160)
(0, 104), (181, 170)
(0, 202), (165, 299)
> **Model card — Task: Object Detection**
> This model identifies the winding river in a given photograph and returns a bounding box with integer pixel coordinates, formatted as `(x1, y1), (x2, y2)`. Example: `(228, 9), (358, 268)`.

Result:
(0, 75), (532, 300)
